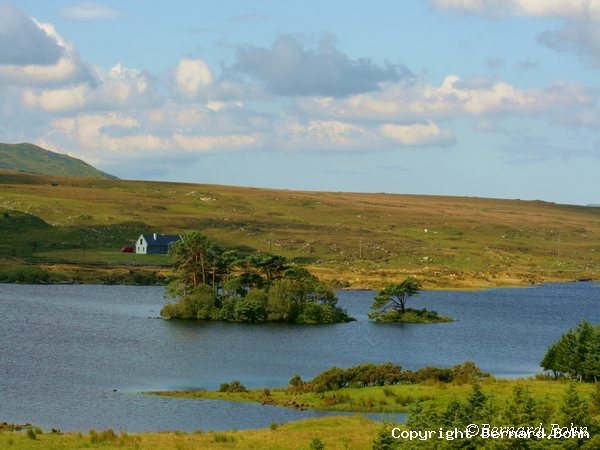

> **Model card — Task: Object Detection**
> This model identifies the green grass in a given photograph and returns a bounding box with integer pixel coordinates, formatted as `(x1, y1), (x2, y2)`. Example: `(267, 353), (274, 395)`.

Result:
(2, 379), (597, 449)
(0, 416), (379, 449)
(147, 378), (596, 414)
(2, 169), (600, 288)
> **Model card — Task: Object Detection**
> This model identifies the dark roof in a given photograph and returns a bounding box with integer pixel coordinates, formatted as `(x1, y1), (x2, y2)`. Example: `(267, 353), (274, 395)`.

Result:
(142, 234), (182, 246)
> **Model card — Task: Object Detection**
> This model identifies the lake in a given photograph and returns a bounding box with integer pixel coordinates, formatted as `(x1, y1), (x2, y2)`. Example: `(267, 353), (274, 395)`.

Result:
(1, 282), (599, 432)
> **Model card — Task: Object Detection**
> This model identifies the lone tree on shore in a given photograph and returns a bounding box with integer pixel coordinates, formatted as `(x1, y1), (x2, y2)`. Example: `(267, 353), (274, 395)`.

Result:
(370, 277), (420, 318)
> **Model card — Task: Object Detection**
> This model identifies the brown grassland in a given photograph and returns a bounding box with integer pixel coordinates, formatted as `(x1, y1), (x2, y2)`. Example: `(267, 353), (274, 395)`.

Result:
(2, 169), (600, 288)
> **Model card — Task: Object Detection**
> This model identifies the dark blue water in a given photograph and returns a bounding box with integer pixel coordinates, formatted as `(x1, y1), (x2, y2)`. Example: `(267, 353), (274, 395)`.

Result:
(1, 282), (599, 432)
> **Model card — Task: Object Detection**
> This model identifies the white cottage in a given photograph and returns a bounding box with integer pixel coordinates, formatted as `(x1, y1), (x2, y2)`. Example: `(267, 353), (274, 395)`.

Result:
(135, 233), (182, 255)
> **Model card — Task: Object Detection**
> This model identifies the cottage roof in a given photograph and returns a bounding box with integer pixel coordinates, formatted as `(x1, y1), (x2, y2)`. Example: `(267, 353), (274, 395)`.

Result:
(142, 234), (182, 246)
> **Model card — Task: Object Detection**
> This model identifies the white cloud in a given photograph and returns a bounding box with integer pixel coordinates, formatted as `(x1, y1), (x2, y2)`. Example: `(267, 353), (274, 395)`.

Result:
(173, 133), (260, 151)
(206, 101), (243, 112)
(380, 122), (455, 147)
(286, 120), (371, 150)
(51, 113), (169, 154)
(175, 58), (214, 98)
(429, 0), (593, 19)
(62, 2), (122, 21)
(0, 19), (95, 86)
(19, 63), (156, 112)
(296, 75), (596, 125)
(22, 85), (89, 111)
(97, 64), (154, 107)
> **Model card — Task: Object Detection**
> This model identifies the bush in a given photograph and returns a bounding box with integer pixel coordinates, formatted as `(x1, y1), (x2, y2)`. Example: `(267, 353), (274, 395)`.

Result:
(160, 284), (218, 320)
(308, 361), (488, 393)
(374, 308), (453, 323)
(219, 380), (247, 393)
(212, 433), (236, 443)
(312, 367), (347, 392)
(309, 437), (326, 450)
(311, 363), (404, 392)
(0, 265), (50, 283)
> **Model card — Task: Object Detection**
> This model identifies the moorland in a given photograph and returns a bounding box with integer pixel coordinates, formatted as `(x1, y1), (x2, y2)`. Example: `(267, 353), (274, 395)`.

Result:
(1, 169), (600, 289)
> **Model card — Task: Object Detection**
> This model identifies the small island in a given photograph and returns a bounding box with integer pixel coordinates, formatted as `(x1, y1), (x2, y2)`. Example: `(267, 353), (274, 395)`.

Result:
(160, 232), (354, 324)
(369, 277), (453, 323)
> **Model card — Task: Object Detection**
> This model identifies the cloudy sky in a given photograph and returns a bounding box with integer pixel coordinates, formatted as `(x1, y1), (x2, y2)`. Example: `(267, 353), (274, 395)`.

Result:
(2, 1), (600, 205)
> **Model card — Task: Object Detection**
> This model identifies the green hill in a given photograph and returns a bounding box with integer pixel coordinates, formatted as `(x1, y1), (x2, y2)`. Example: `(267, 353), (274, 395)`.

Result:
(0, 142), (117, 179)
(1, 170), (600, 288)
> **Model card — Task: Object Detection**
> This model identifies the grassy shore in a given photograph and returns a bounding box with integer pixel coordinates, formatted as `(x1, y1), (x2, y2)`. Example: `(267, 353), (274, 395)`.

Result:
(0, 416), (379, 450)
(147, 377), (596, 414)
(3, 378), (596, 449)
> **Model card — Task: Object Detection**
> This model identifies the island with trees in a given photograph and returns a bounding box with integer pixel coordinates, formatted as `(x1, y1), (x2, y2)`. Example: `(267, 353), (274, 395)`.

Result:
(369, 276), (453, 323)
(160, 231), (354, 324)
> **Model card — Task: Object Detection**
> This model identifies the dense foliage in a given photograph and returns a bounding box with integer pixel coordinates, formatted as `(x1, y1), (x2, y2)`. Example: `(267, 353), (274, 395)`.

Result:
(541, 320), (600, 382)
(160, 231), (353, 324)
(0, 264), (50, 283)
(288, 361), (489, 394)
(374, 382), (600, 449)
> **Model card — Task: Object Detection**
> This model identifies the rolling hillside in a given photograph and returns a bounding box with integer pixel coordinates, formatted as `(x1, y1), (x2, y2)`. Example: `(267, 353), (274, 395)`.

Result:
(0, 142), (116, 179)
(1, 170), (600, 288)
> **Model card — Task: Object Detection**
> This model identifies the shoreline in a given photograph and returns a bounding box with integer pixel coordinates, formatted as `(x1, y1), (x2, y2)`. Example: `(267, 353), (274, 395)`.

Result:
(2, 259), (598, 290)
(142, 376), (594, 415)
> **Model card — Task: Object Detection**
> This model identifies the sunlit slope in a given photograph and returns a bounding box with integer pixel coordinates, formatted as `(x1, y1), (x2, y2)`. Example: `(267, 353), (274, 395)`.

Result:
(0, 142), (116, 179)
(1, 170), (599, 287)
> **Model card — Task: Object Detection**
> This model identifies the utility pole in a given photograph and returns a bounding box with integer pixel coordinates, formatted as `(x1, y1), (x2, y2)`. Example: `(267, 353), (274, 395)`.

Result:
(557, 232), (560, 266)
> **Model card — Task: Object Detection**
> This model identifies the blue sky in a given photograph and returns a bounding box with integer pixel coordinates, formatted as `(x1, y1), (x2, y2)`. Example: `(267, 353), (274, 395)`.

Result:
(1, 1), (599, 205)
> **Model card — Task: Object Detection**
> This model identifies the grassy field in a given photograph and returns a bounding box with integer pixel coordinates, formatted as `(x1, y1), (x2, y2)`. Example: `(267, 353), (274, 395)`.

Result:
(0, 415), (379, 450)
(2, 169), (600, 288)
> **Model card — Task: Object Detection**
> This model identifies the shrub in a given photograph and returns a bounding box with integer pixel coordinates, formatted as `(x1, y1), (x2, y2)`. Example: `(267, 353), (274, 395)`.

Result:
(312, 367), (347, 392)
(0, 265), (50, 283)
(212, 433), (236, 443)
(219, 380), (247, 393)
(89, 428), (118, 443)
(309, 437), (326, 450)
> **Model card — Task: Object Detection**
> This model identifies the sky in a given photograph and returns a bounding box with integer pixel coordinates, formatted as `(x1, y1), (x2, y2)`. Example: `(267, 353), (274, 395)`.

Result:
(1, 1), (600, 205)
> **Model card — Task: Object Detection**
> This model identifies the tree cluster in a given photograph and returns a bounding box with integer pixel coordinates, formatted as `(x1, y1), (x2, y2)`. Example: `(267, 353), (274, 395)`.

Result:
(541, 320), (600, 382)
(374, 382), (600, 449)
(288, 361), (489, 394)
(218, 380), (247, 393)
(160, 232), (353, 324)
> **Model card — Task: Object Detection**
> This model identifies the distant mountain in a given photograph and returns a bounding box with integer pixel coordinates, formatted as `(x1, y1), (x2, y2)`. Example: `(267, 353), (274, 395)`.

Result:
(0, 142), (117, 179)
